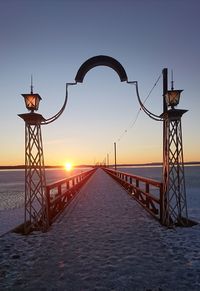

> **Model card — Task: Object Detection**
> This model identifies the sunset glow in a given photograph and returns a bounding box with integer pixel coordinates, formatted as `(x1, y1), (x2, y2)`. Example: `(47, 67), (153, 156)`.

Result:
(0, 1), (199, 167)
(65, 162), (73, 172)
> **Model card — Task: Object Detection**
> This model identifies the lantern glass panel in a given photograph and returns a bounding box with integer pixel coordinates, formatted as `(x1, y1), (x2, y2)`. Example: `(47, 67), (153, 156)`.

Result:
(22, 93), (42, 111)
(165, 90), (183, 108)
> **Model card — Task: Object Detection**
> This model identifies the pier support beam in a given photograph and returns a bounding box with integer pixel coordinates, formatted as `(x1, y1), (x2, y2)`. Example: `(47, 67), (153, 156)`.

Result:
(19, 113), (49, 233)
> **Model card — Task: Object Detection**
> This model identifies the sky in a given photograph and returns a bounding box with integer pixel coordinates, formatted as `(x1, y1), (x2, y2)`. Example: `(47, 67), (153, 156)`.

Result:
(0, 0), (200, 166)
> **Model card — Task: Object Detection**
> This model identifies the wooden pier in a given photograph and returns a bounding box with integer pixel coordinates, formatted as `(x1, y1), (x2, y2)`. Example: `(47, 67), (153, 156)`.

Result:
(45, 167), (163, 228)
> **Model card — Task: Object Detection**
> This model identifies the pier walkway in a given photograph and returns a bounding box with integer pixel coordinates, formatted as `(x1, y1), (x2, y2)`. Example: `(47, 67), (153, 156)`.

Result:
(0, 169), (199, 290)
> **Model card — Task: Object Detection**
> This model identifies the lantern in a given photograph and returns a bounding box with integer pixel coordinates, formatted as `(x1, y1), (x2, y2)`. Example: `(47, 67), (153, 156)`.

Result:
(21, 93), (42, 112)
(165, 89), (183, 109)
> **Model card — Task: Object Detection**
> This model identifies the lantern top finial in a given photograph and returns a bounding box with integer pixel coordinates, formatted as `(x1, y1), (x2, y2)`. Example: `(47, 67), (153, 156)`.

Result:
(171, 69), (174, 91)
(31, 75), (33, 94)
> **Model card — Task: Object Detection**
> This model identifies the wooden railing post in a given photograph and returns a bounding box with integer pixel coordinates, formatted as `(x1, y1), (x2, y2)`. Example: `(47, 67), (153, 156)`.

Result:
(45, 168), (96, 224)
(136, 179), (139, 198)
(145, 183), (150, 208)
(160, 183), (164, 224)
(103, 168), (162, 223)
(46, 186), (51, 224)
(58, 184), (62, 209)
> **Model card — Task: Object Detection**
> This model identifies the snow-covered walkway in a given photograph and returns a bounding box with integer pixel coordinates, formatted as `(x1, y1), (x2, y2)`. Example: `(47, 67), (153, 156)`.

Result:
(0, 169), (200, 290)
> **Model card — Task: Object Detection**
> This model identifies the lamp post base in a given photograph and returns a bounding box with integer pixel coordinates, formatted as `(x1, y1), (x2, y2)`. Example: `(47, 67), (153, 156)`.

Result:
(162, 109), (188, 227)
(19, 113), (49, 233)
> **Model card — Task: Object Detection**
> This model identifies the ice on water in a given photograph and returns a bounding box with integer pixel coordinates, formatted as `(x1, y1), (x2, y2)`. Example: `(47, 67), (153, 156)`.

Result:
(0, 166), (200, 290)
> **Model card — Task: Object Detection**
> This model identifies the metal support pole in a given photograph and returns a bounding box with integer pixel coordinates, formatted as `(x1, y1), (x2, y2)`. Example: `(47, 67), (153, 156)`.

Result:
(114, 142), (117, 170)
(162, 68), (168, 225)
(162, 109), (188, 226)
(19, 113), (49, 233)
(107, 153), (109, 168)
(163, 68), (168, 114)
(161, 69), (190, 226)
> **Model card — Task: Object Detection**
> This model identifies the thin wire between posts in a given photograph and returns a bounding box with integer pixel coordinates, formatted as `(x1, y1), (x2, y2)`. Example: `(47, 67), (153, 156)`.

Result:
(116, 73), (163, 143)
(105, 73), (162, 161)
(133, 81), (163, 121)
(127, 75), (163, 122)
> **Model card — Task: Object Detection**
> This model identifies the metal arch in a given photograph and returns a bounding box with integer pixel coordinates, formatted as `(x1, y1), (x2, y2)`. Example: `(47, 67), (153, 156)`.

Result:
(42, 56), (128, 125)
(41, 82), (77, 125)
(75, 55), (128, 83)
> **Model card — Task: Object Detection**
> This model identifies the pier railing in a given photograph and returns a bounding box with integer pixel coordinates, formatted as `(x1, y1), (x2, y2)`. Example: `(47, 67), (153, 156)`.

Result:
(103, 168), (163, 222)
(46, 168), (96, 224)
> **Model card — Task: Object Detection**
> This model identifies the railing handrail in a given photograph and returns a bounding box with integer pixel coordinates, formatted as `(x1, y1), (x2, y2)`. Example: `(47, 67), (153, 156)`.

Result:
(46, 168), (94, 189)
(106, 168), (162, 188)
(103, 167), (163, 222)
(46, 168), (97, 224)
(135, 187), (160, 203)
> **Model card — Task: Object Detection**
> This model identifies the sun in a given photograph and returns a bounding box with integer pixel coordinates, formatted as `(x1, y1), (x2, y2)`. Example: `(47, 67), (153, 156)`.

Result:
(65, 162), (73, 172)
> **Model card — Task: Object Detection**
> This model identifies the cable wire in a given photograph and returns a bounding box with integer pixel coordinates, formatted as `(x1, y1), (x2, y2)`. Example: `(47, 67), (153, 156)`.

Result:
(105, 73), (163, 161)
(127, 80), (163, 121)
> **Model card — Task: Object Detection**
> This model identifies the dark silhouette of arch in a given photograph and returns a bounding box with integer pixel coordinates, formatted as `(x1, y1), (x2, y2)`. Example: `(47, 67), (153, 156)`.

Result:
(75, 55), (128, 83)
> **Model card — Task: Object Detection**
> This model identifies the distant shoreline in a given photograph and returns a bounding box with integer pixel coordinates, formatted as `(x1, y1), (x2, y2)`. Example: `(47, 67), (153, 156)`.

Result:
(0, 161), (200, 170)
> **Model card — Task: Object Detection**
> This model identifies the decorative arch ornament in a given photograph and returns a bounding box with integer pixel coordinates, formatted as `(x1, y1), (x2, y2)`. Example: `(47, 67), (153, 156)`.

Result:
(75, 55), (128, 83)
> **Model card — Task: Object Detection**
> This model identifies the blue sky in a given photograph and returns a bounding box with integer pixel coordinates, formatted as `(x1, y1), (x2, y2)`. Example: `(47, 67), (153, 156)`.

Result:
(0, 0), (200, 165)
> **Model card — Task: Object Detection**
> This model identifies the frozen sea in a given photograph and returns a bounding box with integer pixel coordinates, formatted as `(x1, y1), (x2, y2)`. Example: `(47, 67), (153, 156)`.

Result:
(0, 168), (89, 235)
(0, 167), (200, 290)
(0, 165), (199, 235)
(118, 165), (200, 223)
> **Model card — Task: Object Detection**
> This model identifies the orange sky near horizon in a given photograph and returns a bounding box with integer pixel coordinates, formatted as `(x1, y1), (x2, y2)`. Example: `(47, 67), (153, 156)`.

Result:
(0, 1), (200, 166)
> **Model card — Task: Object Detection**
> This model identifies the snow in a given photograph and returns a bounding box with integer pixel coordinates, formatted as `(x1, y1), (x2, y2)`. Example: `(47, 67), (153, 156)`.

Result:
(0, 207), (24, 236)
(0, 169), (200, 290)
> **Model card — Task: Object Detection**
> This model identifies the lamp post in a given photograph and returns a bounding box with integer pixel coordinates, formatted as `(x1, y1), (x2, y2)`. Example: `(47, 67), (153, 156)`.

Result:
(128, 70), (189, 227)
(161, 86), (188, 226)
(19, 81), (76, 233)
(114, 142), (117, 170)
(107, 153), (109, 168)
(19, 86), (48, 233)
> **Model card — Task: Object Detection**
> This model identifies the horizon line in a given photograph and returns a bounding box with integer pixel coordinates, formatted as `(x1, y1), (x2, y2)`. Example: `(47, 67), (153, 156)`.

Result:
(0, 161), (200, 170)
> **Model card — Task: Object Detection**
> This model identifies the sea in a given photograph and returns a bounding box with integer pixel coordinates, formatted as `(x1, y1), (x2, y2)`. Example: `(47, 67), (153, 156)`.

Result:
(1, 166), (200, 290)
(0, 165), (199, 221)
(0, 167), (88, 211)
(118, 165), (200, 222)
